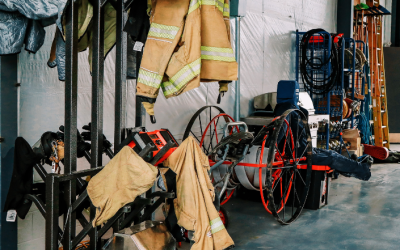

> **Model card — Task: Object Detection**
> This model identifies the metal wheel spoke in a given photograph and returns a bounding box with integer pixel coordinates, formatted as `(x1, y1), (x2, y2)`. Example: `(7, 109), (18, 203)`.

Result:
(279, 170), (294, 208)
(284, 123), (296, 162)
(282, 170), (287, 220)
(207, 135), (212, 153)
(295, 142), (309, 164)
(199, 115), (203, 139)
(295, 169), (306, 186)
(272, 172), (284, 192)
(209, 107), (212, 151)
(294, 184), (301, 204)
(282, 126), (290, 152)
(298, 128), (305, 140)
(199, 114), (211, 155)
(190, 131), (201, 143)
(208, 116), (221, 153)
(284, 132), (296, 162)
(275, 145), (285, 162)
(292, 172), (296, 216)
(209, 116), (221, 147)
(293, 174), (302, 210)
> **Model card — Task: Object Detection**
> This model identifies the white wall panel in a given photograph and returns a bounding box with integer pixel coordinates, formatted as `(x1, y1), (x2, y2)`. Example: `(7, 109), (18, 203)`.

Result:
(19, 0), (338, 146)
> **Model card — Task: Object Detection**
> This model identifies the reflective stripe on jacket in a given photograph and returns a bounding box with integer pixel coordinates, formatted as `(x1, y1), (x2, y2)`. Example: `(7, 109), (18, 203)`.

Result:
(200, 0), (237, 82)
(137, 0), (238, 114)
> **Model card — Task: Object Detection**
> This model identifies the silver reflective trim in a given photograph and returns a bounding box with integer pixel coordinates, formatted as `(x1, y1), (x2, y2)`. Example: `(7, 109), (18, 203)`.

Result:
(201, 50), (235, 58)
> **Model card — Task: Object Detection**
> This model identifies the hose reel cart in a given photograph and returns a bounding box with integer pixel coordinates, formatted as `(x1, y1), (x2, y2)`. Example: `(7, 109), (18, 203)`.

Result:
(183, 106), (314, 224)
(183, 74), (342, 223)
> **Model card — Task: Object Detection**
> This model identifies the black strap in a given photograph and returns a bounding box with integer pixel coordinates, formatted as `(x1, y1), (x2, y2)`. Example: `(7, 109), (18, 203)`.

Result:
(163, 169), (186, 242)
(217, 92), (224, 104)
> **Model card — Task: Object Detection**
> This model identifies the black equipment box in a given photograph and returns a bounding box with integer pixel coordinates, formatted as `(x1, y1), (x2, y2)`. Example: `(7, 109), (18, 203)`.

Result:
(299, 169), (332, 210)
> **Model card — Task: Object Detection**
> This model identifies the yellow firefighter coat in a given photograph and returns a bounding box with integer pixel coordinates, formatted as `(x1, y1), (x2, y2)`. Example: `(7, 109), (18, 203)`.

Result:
(137, 0), (238, 115)
(87, 146), (158, 227)
(163, 136), (235, 250)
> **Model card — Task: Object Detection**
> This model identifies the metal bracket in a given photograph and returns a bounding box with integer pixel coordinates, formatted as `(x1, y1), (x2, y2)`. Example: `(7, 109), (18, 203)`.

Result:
(15, 83), (21, 87)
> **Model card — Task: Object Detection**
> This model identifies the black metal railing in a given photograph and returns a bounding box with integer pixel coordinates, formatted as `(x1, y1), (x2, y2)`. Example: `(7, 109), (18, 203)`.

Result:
(45, 0), (130, 249)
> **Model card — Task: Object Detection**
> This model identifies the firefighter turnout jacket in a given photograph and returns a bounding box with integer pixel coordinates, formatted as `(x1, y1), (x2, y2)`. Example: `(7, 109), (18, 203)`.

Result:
(137, 0), (238, 115)
(163, 136), (235, 250)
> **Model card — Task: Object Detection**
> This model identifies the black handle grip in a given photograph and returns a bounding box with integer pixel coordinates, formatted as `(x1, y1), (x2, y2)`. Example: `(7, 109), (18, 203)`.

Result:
(149, 140), (175, 165)
(117, 133), (136, 152)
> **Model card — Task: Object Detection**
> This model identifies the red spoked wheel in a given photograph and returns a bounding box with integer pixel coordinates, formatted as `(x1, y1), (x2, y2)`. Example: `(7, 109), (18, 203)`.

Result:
(258, 117), (295, 215)
(183, 106), (239, 155)
(261, 109), (312, 224)
(183, 106), (239, 205)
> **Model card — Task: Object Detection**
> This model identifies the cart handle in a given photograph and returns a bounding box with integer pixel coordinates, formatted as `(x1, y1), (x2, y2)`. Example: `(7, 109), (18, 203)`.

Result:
(223, 121), (248, 137)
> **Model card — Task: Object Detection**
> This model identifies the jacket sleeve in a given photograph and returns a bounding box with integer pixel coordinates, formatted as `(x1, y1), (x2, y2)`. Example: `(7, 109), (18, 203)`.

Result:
(136, 0), (190, 105)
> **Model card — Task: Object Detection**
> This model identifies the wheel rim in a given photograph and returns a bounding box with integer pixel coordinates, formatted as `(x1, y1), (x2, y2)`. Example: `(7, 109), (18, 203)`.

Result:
(183, 106), (238, 156)
(184, 106), (240, 206)
(199, 113), (237, 150)
(258, 118), (295, 215)
(262, 109), (312, 224)
(220, 189), (235, 206)
(197, 113), (238, 205)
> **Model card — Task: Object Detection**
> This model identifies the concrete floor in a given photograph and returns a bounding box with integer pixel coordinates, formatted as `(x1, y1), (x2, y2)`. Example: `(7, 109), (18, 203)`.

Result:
(222, 144), (400, 250)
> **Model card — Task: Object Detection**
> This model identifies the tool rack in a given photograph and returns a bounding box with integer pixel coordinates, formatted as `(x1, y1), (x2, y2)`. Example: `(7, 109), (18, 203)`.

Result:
(296, 31), (367, 153)
(295, 30), (339, 150)
(40, 1), (164, 249)
(342, 38), (367, 129)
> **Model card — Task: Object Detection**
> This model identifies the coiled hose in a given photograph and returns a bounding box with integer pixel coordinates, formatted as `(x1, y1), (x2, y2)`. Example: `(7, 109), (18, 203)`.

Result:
(356, 113), (372, 145)
(300, 29), (341, 95)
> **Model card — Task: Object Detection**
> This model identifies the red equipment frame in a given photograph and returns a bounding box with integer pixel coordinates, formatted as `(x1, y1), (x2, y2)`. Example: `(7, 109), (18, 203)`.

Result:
(127, 129), (179, 166)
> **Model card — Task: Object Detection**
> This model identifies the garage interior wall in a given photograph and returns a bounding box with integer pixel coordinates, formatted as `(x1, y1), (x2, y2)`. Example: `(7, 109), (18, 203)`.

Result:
(16, 0), (337, 248)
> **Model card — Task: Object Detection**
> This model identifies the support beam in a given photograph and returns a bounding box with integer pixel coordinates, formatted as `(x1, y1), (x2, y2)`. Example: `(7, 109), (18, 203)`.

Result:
(45, 175), (60, 250)
(115, 0), (128, 150)
(337, 0), (354, 37)
(0, 55), (18, 250)
(235, 17), (241, 121)
(90, 0), (105, 248)
(62, 0), (79, 247)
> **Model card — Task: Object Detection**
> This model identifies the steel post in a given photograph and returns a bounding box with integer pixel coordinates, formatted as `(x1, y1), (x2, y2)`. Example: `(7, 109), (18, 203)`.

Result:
(63, 0), (79, 247)
(90, 0), (105, 248)
(115, 0), (128, 152)
(45, 175), (60, 250)
(235, 16), (241, 121)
